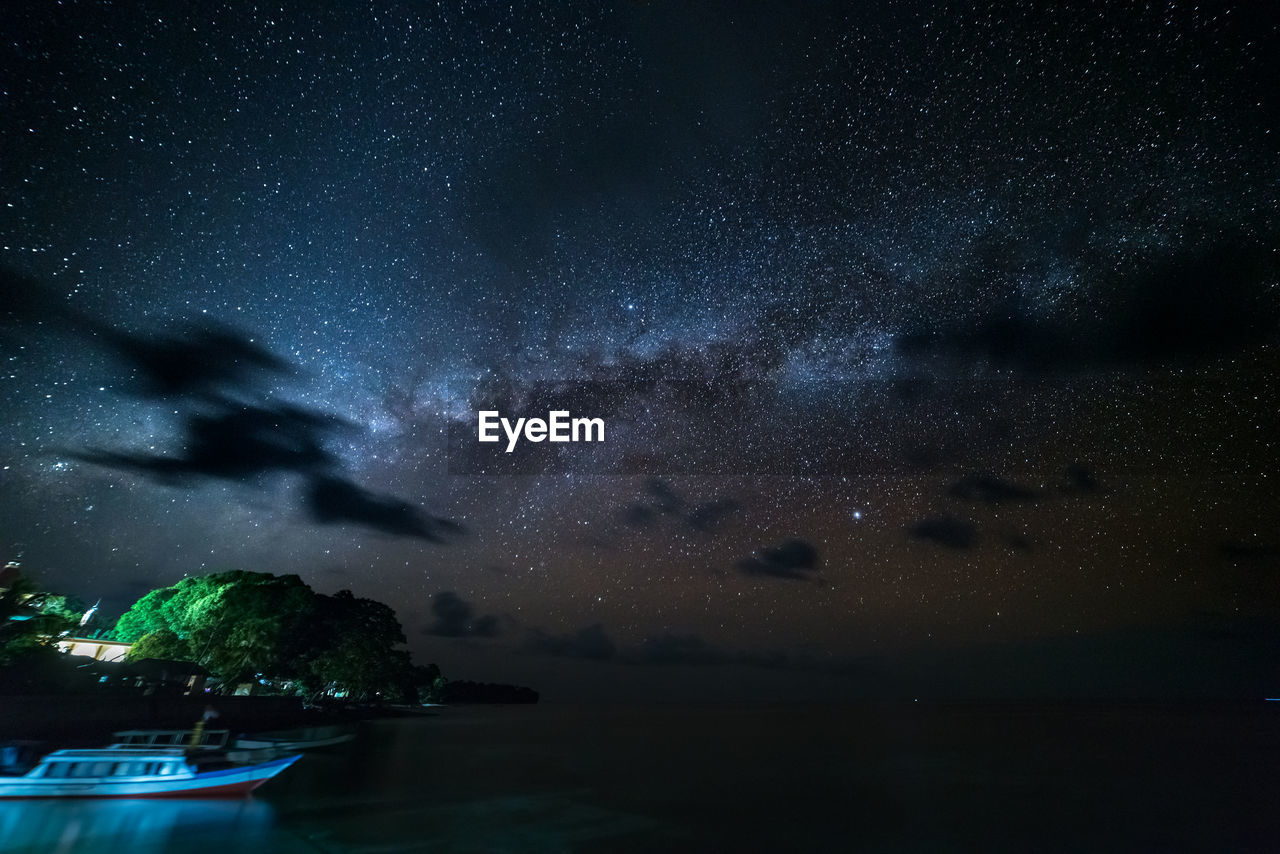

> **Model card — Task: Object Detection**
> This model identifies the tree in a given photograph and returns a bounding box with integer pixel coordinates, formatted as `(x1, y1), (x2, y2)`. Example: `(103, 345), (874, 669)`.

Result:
(0, 572), (77, 665)
(195, 572), (314, 684)
(112, 570), (431, 700)
(406, 662), (446, 704)
(294, 589), (413, 701)
(126, 628), (192, 662)
(113, 571), (315, 683)
(112, 585), (177, 641)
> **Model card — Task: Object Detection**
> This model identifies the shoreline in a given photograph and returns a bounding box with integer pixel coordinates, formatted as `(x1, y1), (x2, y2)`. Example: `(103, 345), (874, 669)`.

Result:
(0, 692), (346, 745)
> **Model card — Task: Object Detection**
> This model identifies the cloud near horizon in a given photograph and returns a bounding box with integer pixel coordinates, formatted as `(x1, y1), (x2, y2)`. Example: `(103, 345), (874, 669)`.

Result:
(424, 591), (502, 638)
(737, 538), (820, 581)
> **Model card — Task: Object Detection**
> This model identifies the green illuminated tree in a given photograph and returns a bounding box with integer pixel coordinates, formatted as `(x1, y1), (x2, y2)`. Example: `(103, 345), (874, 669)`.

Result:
(113, 570), (432, 700)
(0, 572), (78, 665)
(113, 571), (313, 682)
(125, 628), (193, 662)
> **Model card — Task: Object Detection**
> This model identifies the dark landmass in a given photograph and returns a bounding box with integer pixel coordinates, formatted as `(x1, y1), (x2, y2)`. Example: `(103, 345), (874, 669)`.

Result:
(440, 680), (540, 704)
(0, 648), (538, 743)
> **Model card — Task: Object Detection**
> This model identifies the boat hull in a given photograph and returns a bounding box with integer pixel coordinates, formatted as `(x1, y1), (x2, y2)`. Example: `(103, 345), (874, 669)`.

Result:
(0, 754), (301, 799)
(233, 724), (355, 751)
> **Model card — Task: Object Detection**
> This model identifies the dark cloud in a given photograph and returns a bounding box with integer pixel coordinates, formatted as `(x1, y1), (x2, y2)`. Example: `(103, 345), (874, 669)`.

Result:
(628, 632), (730, 666)
(738, 538), (820, 581)
(910, 516), (977, 550)
(98, 322), (291, 399)
(424, 592), (501, 638)
(522, 625), (728, 666)
(685, 498), (740, 533)
(948, 473), (1039, 505)
(644, 478), (685, 515)
(1110, 234), (1279, 363)
(525, 624), (886, 678)
(521, 623), (617, 661)
(622, 503), (658, 528)
(307, 477), (464, 543)
(1, 267), (83, 331)
(896, 232), (1279, 374)
(67, 321), (461, 540)
(0, 274), (288, 399)
(1063, 464), (1100, 494)
(622, 480), (739, 533)
(896, 312), (1073, 374)
(1003, 532), (1034, 552)
(75, 401), (344, 482)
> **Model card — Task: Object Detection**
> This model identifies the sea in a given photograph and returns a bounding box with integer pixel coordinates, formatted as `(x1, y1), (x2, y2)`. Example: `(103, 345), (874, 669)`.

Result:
(1, 702), (1276, 853)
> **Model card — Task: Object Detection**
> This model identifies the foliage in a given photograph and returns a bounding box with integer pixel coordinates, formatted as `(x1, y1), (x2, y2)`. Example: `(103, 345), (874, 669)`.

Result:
(113, 571), (308, 680)
(0, 572), (78, 665)
(125, 628), (192, 662)
(409, 662), (446, 704)
(296, 589), (409, 700)
(111, 586), (179, 642)
(113, 570), (435, 701)
(33, 593), (88, 623)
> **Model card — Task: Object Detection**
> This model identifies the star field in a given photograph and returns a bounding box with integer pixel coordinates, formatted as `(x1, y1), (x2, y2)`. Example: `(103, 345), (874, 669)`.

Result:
(2, 1), (1277, 700)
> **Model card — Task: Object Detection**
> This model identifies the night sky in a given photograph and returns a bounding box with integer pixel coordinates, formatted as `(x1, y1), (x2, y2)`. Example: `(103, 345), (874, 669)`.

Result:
(3, 1), (1277, 701)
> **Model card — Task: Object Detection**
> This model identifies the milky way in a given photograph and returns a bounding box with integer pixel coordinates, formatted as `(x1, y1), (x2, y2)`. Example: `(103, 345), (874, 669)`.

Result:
(2, 2), (1277, 700)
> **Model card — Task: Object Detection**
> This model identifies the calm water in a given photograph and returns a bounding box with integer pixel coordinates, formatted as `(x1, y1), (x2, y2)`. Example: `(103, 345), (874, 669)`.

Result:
(2, 702), (1277, 853)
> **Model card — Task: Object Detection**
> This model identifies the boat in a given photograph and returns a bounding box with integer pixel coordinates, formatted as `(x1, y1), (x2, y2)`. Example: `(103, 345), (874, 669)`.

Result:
(113, 728), (231, 750)
(111, 724), (355, 753)
(0, 747), (301, 798)
(232, 724), (355, 751)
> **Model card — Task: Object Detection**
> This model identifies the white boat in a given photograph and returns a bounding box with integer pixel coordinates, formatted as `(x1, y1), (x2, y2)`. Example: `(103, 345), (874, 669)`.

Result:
(0, 748), (300, 798)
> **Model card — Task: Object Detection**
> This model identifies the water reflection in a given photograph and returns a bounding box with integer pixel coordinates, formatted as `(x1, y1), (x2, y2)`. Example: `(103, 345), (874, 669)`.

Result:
(2, 707), (1274, 853)
(0, 798), (306, 854)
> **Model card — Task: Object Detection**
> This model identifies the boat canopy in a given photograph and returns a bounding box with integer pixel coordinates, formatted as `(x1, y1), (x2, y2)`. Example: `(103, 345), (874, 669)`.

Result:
(27, 749), (192, 779)
(44, 748), (187, 760)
